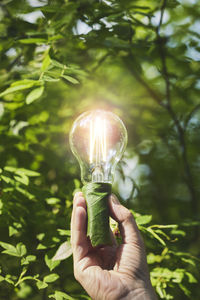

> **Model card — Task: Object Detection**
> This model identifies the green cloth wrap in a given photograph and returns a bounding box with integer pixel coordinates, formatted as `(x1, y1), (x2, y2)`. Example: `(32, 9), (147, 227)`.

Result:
(82, 182), (112, 247)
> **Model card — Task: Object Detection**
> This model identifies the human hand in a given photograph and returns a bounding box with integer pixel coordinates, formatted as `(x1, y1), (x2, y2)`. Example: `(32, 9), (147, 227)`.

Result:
(71, 192), (157, 300)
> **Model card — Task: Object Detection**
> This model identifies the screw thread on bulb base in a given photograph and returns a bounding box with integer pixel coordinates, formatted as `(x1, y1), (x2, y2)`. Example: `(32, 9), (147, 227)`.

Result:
(82, 182), (112, 247)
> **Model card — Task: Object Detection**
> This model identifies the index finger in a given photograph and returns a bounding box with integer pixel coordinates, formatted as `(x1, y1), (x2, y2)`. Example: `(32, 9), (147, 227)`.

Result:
(109, 194), (143, 246)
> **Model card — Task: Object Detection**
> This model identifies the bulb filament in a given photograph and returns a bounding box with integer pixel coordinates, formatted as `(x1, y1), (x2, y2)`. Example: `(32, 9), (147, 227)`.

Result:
(90, 117), (107, 181)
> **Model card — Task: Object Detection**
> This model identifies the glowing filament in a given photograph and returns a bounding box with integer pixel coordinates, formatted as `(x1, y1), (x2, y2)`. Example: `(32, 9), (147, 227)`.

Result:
(89, 117), (107, 164)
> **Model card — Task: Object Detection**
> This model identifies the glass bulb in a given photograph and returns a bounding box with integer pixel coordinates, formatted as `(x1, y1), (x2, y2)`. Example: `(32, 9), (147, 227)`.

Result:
(69, 110), (128, 184)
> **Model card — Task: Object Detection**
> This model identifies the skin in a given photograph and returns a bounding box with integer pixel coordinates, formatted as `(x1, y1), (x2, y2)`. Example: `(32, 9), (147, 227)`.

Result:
(71, 192), (158, 300)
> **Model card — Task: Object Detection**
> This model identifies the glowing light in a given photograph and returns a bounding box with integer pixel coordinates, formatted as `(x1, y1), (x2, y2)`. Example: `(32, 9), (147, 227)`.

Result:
(90, 117), (107, 164)
(69, 110), (127, 184)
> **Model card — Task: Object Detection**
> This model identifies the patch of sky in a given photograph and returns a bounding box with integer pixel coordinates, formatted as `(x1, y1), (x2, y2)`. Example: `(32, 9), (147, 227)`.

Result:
(179, 0), (198, 5)
(10, 120), (29, 136)
(73, 20), (92, 35)
(100, 18), (117, 29)
(102, 0), (112, 6)
(160, 24), (174, 36)
(142, 16), (149, 25)
(6, 48), (17, 57)
(18, 11), (44, 24)
(142, 63), (160, 79)
(189, 20), (200, 33)
(118, 176), (135, 200)
(114, 153), (151, 200)
(186, 48), (200, 61)
(195, 80), (200, 89)
(186, 35), (200, 61)
(93, 23), (101, 30)
(28, 0), (47, 7)
(151, 10), (170, 27)
(188, 115), (200, 128)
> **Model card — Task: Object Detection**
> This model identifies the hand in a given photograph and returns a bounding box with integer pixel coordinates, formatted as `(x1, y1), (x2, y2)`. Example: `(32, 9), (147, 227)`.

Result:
(71, 192), (157, 300)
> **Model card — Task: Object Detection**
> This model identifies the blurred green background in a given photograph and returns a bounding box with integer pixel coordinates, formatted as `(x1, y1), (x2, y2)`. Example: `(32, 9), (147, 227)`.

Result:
(0, 0), (200, 299)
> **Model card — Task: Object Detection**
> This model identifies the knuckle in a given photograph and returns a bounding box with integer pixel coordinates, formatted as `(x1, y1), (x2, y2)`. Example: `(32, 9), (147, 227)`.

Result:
(125, 210), (133, 222)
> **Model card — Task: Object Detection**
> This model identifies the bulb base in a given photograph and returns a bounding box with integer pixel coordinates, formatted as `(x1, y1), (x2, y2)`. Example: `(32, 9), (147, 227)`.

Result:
(82, 182), (112, 247)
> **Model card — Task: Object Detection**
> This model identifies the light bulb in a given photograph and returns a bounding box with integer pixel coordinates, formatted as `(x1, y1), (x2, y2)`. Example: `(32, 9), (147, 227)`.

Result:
(69, 109), (127, 184)
(69, 109), (127, 247)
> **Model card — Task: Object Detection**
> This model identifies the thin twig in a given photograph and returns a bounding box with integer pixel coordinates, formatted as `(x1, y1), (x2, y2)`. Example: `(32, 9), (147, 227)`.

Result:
(184, 103), (200, 129)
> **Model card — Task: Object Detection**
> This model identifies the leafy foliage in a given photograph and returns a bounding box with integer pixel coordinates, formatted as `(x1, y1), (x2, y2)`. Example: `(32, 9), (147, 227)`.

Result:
(0, 0), (200, 299)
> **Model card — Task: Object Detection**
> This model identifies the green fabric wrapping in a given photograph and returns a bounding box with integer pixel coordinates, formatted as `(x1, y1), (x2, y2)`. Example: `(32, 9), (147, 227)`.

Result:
(82, 182), (112, 247)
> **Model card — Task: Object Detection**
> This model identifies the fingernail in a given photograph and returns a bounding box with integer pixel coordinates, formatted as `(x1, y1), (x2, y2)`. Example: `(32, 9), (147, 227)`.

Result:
(74, 191), (82, 199)
(111, 194), (120, 204)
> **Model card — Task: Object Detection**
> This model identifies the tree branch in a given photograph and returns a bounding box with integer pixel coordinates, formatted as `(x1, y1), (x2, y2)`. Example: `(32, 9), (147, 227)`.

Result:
(123, 0), (198, 215)
(156, 0), (198, 213)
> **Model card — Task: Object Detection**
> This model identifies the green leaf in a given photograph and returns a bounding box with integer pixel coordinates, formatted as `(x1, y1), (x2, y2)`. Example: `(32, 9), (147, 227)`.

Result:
(170, 229), (186, 236)
(0, 242), (19, 256)
(82, 183), (112, 247)
(45, 254), (60, 271)
(16, 168), (40, 177)
(1, 175), (13, 184)
(19, 38), (47, 44)
(147, 228), (166, 246)
(14, 174), (29, 185)
(4, 166), (17, 172)
(36, 280), (48, 289)
(11, 80), (39, 87)
(52, 241), (72, 261)
(26, 86), (44, 105)
(5, 275), (14, 285)
(21, 255), (36, 265)
(0, 81), (38, 97)
(51, 59), (67, 69)
(154, 229), (170, 241)
(57, 229), (71, 236)
(46, 198), (61, 205)
(9, 222), (22, 237)
(16, 243), (27, 257)
(43, 75), (60, 82)
(150, 224), (178, 229)
(135, 215), (152, 225)
(44, 273), (59, 283)
(42, 54), (51, 71)
(61, 75), (79, 84)
(147, 253), (165, 264)
(4, 167), (40, 178)
(36, 233), (45, 241)
(185, 272), (197, 283)
(37, 243), (47, 250)
(49, 291), (75, 300)
(179, 283), (191, 297)
(1, 242), (27, 257)
(172, 269), (185, 283)
(181, 257), (195, 266)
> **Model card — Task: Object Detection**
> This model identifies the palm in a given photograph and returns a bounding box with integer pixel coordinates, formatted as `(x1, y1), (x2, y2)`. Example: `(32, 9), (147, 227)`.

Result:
(77, 239), (149, 300)
(83, 243), (117, 269)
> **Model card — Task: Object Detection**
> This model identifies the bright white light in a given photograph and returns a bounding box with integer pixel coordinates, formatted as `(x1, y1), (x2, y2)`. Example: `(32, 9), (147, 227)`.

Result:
(75, 20), (92, 35)
(18, 11), (44, 24)
(90, 117), (107, 164)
